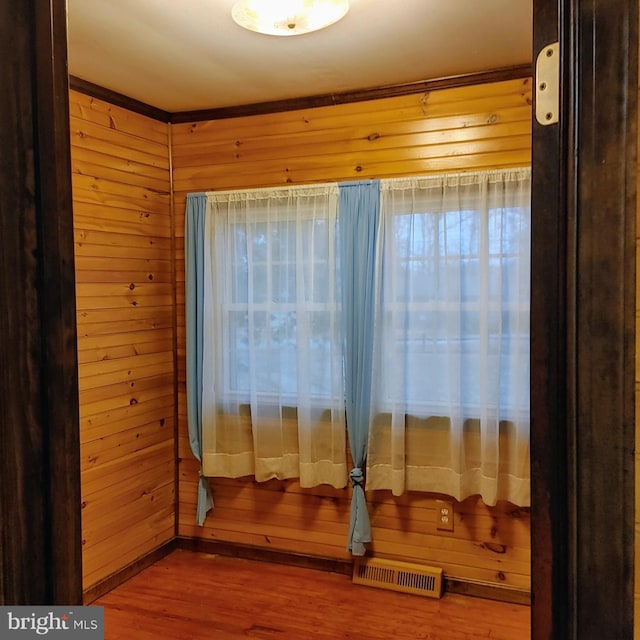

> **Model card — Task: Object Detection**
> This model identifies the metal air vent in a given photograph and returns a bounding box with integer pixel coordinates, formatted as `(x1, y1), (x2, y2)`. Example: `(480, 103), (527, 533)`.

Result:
(353, 557), (443, 598)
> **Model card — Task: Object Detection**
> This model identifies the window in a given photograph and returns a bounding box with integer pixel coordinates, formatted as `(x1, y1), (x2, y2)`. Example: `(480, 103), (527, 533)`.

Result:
(186, 168), (531, 515)
(200, 185), (348, 489)
(379, 203), (529, 415)
(223, 216), (341, 402)
(367, 170), (531, 506)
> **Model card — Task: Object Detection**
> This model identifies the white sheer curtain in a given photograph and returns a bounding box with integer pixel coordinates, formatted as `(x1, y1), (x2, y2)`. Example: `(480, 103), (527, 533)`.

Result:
(366, 168), (531, 506)
(201, 184), (348, 489)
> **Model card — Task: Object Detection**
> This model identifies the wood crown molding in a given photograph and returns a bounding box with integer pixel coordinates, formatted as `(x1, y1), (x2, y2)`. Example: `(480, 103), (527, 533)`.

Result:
(69, 76), (172, 122)
(70, 64), (531, 124)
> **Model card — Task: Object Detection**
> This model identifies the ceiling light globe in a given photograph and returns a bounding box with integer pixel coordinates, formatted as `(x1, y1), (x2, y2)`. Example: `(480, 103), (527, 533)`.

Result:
(232, 0), (349, 36)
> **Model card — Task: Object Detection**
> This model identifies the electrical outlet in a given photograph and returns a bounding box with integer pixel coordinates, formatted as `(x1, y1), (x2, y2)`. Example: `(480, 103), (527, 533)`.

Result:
(436, 500), (454, 532)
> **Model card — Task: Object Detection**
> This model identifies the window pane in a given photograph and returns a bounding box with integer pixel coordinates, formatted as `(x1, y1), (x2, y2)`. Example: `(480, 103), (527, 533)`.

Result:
(217, 189), (340, 403)
(380, 194), (530, 416)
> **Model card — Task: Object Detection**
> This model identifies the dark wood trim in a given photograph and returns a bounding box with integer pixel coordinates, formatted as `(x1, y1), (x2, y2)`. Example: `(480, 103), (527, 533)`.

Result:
(83, 540), (178, 604)
(444, 578), (531, 606)
(572, 0), (636, 637)
(177, 537), (353, 576)
(0, 0), (82, 605)
(531, 0), (637, 638)
(69, 75), (172, 122)
(530, 1), (570, 637)
(70, 65), (531, 124)
(35, 0), (84, 607)
(168, 127), (181, 538)
(177, 538), (531, 605)
(170, 64), (532, 123)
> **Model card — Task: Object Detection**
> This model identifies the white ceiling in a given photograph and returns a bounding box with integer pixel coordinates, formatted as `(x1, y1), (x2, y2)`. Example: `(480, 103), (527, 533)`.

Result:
(66, 0), (533, 113)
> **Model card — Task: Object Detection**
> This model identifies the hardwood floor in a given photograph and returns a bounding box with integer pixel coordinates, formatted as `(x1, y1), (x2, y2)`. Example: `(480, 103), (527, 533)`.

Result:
(94, 549), (530, 640)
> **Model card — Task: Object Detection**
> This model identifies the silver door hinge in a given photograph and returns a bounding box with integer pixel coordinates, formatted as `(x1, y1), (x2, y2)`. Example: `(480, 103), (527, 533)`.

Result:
(535, 42), (559, 125)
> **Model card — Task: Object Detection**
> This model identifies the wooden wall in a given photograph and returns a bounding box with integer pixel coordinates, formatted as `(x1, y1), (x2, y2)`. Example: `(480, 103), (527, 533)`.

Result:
(636, 66), (640, 635)
(172, 78), (533, 593)
(636, 184), (639, 639)
(69, 91), (176, 590)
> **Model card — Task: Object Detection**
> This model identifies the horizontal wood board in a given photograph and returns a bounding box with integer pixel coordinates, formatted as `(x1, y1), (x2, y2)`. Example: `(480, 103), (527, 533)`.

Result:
(172, 77), (533, 592)
(70, 90), (176, 590)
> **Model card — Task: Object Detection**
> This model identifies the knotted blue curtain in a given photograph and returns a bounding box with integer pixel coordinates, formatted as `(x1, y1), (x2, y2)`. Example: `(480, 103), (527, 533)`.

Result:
(338, 180), (380, 555)
(185, 193), (214, 525)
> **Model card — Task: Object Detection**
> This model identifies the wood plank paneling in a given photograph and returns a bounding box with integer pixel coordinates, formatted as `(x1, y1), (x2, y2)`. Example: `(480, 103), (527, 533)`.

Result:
(172, 78), (532, 593)
(635, 75), (640, 640)
(71, 89), (175, 591)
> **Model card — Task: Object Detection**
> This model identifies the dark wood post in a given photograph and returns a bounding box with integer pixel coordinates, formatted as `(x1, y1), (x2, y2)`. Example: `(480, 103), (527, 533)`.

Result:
(531, 0), (637, 638)
(0, 0), (82, 604)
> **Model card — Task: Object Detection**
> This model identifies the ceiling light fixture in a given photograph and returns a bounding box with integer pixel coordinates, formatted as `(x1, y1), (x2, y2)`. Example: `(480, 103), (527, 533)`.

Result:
(231, 0), (349, 37)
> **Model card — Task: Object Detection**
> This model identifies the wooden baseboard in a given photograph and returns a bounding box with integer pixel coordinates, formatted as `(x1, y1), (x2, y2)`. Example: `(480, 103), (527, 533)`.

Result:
(176, 537), (353, 576)
(82, 539), (178, 604)
(445, 577), (531, 605)
(176, 537), (531, 605)
(82, 536), (530, 607)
